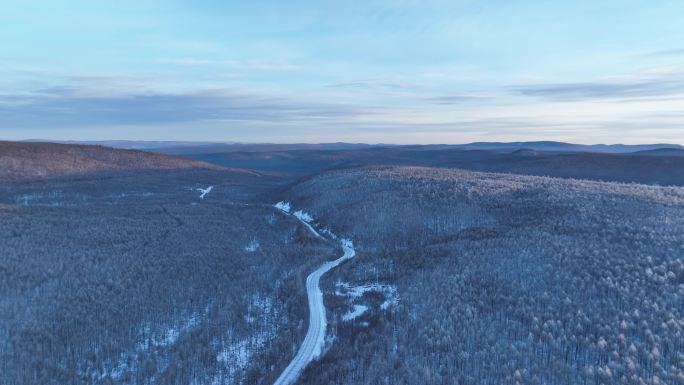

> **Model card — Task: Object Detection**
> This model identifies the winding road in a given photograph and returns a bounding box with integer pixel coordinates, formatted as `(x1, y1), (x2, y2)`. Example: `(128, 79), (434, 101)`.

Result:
(273, 203), (355, 385)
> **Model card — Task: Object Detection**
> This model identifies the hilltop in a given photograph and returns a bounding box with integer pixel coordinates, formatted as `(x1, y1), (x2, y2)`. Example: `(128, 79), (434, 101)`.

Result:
(0, 141), (224, 181)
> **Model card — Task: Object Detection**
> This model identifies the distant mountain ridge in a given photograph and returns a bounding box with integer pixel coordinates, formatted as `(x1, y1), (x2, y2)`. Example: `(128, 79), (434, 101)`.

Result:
(158, 144), (684, 186)
(156, 142), (381, 155)
(9, 140), (684, 185)
(23, 140), (384, 152)
(631, 148), (684, 157)
(460, 141), (684, 153)
(23, 140), (683, 154)
(22, 139), (225, 150)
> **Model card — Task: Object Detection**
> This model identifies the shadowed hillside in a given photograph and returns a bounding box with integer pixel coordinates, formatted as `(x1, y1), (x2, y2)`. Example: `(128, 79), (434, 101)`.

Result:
(161, 144), (684, 186)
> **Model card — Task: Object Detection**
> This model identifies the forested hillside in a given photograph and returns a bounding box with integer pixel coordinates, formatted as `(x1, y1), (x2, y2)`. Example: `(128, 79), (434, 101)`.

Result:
(284, 166), (684, 385)
(0, 147), (338, 385)
(4, 141), (684, 385)
(165, 144), (684, 186)
(0, 141), (223, 181)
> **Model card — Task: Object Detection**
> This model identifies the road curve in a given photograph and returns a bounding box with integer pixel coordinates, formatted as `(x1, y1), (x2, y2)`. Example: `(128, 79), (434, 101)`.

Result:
(272, 207), (355, 385)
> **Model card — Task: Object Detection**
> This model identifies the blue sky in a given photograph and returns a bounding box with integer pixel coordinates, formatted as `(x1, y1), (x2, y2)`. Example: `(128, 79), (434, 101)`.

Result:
(2, 0), (684, 144)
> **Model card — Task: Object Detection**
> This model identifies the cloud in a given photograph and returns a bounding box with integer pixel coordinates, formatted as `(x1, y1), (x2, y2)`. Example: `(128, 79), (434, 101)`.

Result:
(158, 58), (302, 71)
(326, 81), (414, 90)
(646, 48), (684, 57)
(245, 61), (303, 71)
(2, 71), (683, 145)
(158, 58), (236, 66)
(425, 95), (491, 105)
(0, 87), (374, 129)
(514, 73), (684, 102)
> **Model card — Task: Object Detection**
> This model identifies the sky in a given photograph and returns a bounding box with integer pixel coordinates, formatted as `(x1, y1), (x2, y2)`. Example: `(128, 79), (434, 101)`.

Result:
(2, 0), (684, 144)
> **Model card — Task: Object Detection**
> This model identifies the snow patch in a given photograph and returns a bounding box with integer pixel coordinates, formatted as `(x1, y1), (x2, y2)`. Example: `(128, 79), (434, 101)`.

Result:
(213, 293), (282, 385)
(136, 313), (200, 351)
(14, 191), (66, 206)
(244, 239), (260, 252)
(197, 186), (213, 199)
(274, 202), (322, 238)
(342, 305), (369, 321)
(293, 210), (313, 223)
(105, 312), (202, 383)
(336, 283), (397, 301)
(381, 291), (400, 310)
(274, 201), (291, 213)
(336, 282), (399, 321)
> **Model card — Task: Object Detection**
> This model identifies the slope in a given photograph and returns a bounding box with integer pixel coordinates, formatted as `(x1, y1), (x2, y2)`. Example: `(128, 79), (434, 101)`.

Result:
(0, 141), (224, 181)
(283, 166), (684, 385)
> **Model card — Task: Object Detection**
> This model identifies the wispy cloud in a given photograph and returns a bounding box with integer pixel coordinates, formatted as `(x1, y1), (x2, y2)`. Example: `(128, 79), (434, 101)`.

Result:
(158, 58), (303, 71)
(326, 81), (414, 90)
(158, 58), (236, 66)
(0, 87), (373, 129)
(425, 95), (491, 105)
(645, 48), (684, 57)
(514, 72), (684, 102)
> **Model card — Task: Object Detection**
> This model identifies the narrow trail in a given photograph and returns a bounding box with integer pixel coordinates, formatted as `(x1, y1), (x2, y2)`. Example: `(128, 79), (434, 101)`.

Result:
(273, 202), (355, 385)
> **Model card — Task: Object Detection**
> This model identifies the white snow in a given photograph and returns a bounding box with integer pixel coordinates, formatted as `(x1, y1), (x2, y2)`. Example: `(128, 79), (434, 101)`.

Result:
(381, 293), (400, 310)
(342, 305), (369, 321)
(244, 239), (260, 252)
(274, 202), (322, 238)
(300, 220), (322, 238)
(105, 312), (201, 382)
(292, 209), (320, 237)
(105, 292), (284, 385)
(336, 282), (399, 316)
(213, 293), (282, 385)
(136, 313), (200, 351)
(293, 210), (313, 223)
(274, 201), (291, 213)
(197, 186), (213, 199)
(336, 283), (397, 301)
(15, 191), (66, 206)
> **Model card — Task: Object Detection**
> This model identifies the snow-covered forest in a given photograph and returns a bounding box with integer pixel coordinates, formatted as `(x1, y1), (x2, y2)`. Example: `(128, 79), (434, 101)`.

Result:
(2, 142), (684, 385)
(0, 168), (336, 385)
(285, 166), (684, 385)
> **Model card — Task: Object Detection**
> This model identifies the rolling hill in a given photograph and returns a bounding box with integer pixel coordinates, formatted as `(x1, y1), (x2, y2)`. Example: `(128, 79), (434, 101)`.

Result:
(0, 141), (334, 385)
(3, 140), (684, 385)
(154, 144), (684, 186)
(0, 141), (223, 181)
(282, 165), (684, 385)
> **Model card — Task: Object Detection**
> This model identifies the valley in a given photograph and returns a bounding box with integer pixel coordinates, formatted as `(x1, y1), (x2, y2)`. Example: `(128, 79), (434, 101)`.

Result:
(1, 141), (683, 385)
(5, 1), (684, 384)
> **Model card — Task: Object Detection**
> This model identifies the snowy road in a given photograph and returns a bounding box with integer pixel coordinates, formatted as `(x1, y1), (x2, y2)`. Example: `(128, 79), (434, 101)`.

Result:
(272, 202), (355, 385)
(274, 202), (322, 239)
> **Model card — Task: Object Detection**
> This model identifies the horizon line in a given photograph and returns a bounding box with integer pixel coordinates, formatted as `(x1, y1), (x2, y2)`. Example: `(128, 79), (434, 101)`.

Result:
(8, 139), (684, 147)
